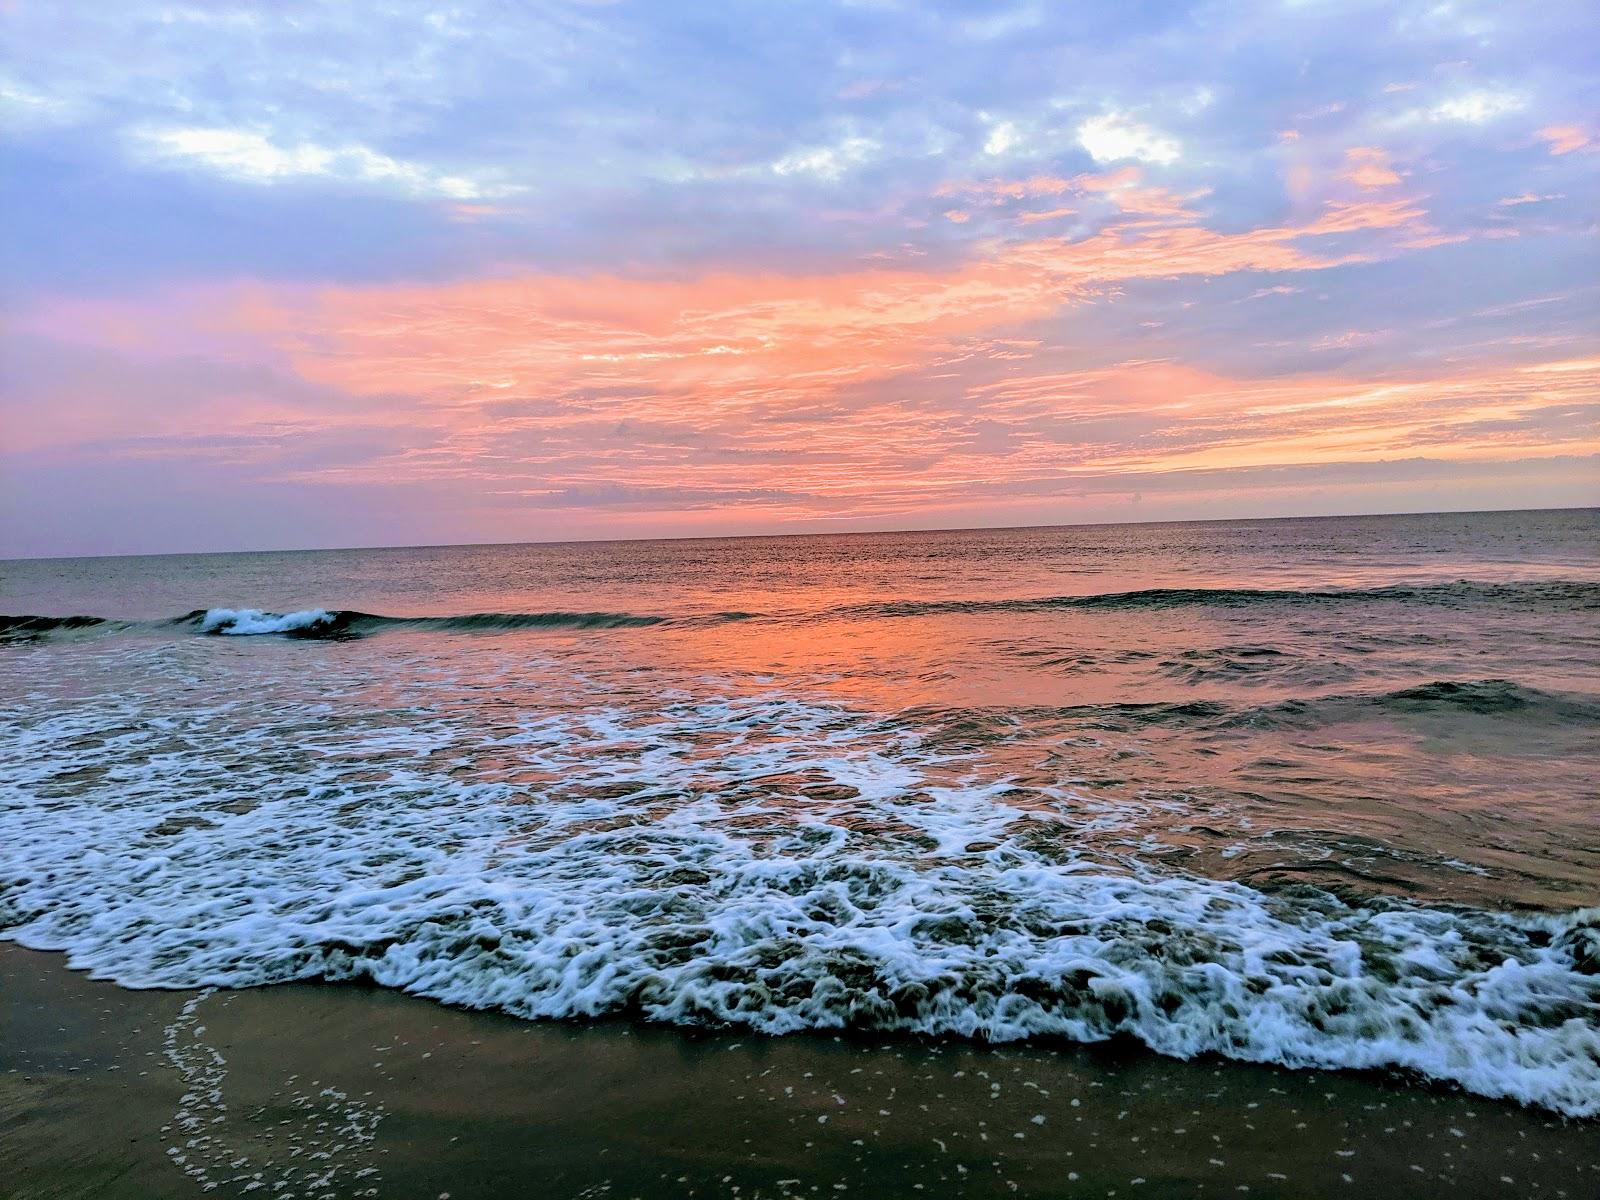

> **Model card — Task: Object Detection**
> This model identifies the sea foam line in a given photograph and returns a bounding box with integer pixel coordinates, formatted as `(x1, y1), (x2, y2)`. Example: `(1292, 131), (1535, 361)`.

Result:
(2, 684), (1597, 1117)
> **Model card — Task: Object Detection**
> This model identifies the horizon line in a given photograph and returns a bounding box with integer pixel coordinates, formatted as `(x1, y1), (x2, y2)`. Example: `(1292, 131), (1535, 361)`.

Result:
(5, 502), (1595, 566)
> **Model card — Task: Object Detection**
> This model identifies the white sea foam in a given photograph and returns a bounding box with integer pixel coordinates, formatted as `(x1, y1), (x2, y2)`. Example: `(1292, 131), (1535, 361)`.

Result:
(198, 607), (335, 635)
(162, 991), (384, 1197)
(1, 668), (1596, 1118)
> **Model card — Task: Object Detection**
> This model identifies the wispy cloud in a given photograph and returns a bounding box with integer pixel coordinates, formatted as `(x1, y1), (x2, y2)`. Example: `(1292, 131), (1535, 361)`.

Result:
(1427, 90), (1523, 124)
(771, 135), (879, 181)
(132, 126), (509, 199)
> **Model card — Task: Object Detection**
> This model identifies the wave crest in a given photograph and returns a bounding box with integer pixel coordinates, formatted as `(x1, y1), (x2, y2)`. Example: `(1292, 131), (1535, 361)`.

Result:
(177, 608), (674, 638)
(194, 608), (340, 636)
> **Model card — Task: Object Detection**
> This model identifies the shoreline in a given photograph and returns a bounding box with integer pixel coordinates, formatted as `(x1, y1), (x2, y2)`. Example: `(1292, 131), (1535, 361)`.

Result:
(5, 942), (1596, 1199)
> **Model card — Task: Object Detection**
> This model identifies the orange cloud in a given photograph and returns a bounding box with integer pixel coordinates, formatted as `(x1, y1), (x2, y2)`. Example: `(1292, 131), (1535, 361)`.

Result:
(1017, 206), (1077, 224)
(28, 190), (1443, 451)
(964, 358), (1600, 480)
(940, 167), (1203, 223)
(936, 174), (1078, 201)
(1341, 147), (1401, 190)
(211, 192), (1429, 420)
(23, 181), (1574, 529)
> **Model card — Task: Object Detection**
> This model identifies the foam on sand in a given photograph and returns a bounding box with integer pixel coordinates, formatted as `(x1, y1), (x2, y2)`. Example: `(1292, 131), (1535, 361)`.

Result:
(2, 679), (1596, 1118)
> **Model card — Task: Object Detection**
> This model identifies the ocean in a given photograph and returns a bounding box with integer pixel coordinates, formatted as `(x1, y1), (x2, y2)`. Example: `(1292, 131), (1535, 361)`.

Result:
(3, 508), (1597, 1119)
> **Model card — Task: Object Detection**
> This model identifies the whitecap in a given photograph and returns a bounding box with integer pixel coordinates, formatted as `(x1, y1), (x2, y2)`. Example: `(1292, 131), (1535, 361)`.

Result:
(198, 608), (335, 636)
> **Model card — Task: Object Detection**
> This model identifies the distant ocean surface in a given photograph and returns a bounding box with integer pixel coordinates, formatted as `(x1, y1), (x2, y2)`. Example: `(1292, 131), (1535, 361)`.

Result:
(3, 509), (1598, 1116)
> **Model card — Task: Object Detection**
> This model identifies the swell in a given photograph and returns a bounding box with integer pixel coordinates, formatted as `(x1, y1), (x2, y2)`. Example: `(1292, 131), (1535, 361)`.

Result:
(2, 607), (707, 641)
(843, 579), (1600, 619)
(1238, 678), (1600, 728)
(6, 578), (1597, 642)
(0, 614), (113, 640)
(897, 679), (1600, 736)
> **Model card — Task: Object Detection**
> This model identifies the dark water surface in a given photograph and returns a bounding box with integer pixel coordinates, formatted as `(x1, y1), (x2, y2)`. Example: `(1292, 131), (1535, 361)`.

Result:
(3, 509), (1597, 1116)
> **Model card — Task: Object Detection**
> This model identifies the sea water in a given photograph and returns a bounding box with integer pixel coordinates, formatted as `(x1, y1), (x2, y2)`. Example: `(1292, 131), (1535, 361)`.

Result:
(2, 509), (1596, 1115)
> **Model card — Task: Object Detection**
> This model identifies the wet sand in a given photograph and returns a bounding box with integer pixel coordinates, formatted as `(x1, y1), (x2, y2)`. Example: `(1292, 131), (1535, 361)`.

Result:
(3, 942), (1596, 1199)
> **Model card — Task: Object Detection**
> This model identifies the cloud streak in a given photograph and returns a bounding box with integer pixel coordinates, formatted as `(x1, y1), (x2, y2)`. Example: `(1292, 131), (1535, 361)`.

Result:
(133, 126), (511, 200)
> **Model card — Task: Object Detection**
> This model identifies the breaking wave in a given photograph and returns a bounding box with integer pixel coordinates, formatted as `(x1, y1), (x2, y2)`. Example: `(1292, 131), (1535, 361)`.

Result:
(1, 688), (1596, 1117)
(180, 607), (678, 637)
(194, 607), (342, 636)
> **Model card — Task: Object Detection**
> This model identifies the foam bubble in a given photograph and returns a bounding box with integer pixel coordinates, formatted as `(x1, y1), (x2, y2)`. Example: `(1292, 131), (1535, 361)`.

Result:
(162, 991), (384, 1196)
(1, 666), (1596, 1119)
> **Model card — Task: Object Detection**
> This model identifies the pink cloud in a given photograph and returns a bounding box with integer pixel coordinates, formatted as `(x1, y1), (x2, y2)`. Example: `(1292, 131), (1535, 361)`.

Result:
(1537, 125), (1591, 155)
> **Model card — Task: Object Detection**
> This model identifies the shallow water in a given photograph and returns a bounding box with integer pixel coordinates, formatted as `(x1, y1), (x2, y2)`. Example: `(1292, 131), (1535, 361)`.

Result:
(8, 942), (1597, 1200)
(2, 509), (1597, 1115)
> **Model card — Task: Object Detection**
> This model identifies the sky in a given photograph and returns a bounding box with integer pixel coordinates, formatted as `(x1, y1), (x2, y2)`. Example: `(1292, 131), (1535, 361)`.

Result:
(2, 1), (1597, 558)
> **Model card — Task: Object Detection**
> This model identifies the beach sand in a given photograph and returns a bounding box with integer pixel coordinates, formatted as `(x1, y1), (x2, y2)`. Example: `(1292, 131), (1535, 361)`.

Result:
(3, 942), (1595, 1199)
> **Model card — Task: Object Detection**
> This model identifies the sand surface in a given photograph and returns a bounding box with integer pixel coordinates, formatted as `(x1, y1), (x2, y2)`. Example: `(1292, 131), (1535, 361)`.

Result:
(3, 942), (1596, 1199)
